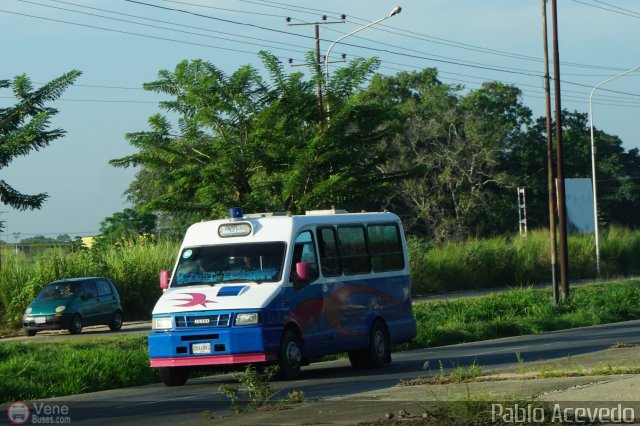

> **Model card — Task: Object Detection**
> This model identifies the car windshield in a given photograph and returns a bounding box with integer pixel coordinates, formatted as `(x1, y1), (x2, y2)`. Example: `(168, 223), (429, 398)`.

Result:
(36, 282), (80, 300)
(172, 242), (286, 287)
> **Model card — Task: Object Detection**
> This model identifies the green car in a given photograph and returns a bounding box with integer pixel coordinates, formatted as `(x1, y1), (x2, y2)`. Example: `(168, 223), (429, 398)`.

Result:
(22, 277), (123, 336)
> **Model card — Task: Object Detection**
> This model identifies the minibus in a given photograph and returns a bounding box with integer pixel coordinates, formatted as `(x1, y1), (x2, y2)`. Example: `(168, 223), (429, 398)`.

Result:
(148, 208), (416, 386)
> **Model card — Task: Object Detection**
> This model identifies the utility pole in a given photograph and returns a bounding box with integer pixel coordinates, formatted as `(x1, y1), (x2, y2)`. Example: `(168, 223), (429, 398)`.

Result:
(541, 0), (559, 305)
(551, 0), (570, 301)
(314, 24), (324, 125)
(286, 15), (346, 129)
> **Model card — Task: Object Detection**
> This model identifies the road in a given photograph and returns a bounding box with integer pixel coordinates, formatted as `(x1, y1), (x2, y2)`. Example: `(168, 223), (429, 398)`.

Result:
(3, 320), (640, 425)
(1, 321), (151, 342)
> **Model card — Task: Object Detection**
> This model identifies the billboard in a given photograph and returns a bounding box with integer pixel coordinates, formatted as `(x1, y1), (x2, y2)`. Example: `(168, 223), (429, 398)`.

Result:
(564, 178), (595, 234)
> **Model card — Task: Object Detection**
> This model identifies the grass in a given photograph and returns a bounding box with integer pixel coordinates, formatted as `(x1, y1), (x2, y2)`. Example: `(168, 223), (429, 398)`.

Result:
(0, 336), (156, 402)
(3, 279), (640, 404)
(411, 278), (640, 348)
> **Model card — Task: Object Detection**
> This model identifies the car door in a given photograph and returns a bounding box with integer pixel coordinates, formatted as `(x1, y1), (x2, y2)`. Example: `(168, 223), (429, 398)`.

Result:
(80, 281), (100, 325)
(95, 279), (118, 324)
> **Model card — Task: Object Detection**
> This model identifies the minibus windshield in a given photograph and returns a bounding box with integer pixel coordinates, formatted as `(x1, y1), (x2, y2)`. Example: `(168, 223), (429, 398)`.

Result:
(172, 242), (286, 287)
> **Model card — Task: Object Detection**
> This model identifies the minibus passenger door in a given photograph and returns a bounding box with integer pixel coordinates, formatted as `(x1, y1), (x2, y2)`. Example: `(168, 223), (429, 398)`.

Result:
(288, 231), (330, 354)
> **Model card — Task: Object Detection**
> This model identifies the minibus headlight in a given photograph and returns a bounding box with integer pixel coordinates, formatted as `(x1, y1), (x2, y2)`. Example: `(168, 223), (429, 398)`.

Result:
(235, 312), (259, 326)
(152, 317), (173, 330)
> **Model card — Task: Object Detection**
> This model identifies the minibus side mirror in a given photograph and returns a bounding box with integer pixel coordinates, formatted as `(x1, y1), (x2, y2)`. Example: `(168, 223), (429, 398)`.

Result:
(159, 270), (171, 290)
(296, 262), (309, 282)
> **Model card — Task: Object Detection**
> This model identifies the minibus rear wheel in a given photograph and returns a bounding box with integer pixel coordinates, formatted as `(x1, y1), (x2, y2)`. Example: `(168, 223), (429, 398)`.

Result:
(349, 320), (390, 369)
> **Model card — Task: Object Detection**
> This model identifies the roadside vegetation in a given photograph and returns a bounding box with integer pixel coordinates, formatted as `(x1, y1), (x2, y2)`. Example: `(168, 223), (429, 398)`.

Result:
(3, 226), (640, 331)
(3, 279), (640, 403)
(0, 336), (154, 402)
(0, 239), (175, 332)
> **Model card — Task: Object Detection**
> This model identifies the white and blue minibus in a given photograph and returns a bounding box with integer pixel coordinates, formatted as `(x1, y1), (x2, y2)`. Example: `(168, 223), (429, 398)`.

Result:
(148, 208), (417, 386)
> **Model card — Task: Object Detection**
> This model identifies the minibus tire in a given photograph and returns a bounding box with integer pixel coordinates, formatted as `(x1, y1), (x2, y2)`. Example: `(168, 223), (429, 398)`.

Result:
(368, 320), (391, 368)
(159, 367), (189, 386)
(349, 320), (390, 369)
(278, 329), (302, 380)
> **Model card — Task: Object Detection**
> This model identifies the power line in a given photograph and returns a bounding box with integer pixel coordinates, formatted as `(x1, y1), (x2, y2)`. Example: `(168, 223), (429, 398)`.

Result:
(16, 0), (310, 55)
(570, 0), (640, 19)
(0, 8), (298, 61)
(4, 1), (639, 105)
(139, 0), (636, 78)
(232, 0), (634, 73)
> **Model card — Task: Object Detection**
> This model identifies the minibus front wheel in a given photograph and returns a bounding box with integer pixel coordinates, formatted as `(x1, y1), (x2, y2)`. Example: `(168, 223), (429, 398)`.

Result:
(159, 367), (189, 386)
(278, 329), (302, 380)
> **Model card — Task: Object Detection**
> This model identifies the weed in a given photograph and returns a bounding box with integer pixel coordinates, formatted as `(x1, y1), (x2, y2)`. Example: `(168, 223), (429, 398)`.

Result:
(515, 352), (525, 374)
(201, 410), (215, 420)
(438, 360), (446, 383)
(450, 362), (483, 383)
(218, 365), (279, 413)
(286, 390), (305, 404)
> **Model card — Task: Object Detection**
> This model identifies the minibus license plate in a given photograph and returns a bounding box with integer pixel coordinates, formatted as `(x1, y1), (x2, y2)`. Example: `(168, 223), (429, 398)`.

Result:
(35, 316), (46, 324)
(192, 343), (211, 354)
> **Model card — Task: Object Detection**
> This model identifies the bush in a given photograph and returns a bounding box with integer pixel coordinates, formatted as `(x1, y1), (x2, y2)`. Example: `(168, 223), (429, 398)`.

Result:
(408, 227), (639, 296)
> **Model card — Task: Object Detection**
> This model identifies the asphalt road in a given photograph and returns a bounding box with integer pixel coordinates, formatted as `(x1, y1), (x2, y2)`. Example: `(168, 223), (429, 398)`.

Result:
(4, 320), (640, 425)
(1, 321), (151, 342)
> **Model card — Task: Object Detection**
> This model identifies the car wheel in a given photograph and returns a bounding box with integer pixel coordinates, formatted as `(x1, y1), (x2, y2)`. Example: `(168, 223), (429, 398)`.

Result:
(68, 314), (83, 334)
(109, 310), (123, 331)
(278, 329), (302, 380)
(159, 367), (189, 386)
(24, 329), (37, 337)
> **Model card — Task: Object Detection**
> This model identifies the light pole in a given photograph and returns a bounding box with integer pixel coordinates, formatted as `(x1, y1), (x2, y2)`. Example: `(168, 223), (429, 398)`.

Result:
(324, 6), (402, 89)
(589, 64), (640, 276)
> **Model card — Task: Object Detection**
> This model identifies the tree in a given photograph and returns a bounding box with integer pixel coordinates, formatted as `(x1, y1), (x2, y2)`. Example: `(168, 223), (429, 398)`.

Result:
(0, 70), (81, 229)
(99, 208), (157, 243)
(505, 110), (640, 230)
(111, 52), (395, 219)
(364, 70), (532, 240)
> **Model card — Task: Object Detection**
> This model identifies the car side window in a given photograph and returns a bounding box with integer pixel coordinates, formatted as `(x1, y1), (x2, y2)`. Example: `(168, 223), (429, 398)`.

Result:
(96, 280), (112, 297)
(83, 282), (98, 299)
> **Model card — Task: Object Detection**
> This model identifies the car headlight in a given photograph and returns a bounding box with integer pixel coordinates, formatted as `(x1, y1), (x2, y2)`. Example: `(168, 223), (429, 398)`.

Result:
(23, 316), (34, 321)
(55, 305), (66, 313)
(235, 312), (259, 326)
(152, 317), (173, 330)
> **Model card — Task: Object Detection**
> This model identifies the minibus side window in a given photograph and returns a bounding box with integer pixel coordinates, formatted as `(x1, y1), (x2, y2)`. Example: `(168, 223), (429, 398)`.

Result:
(317, 227), (341, 276)
(368, 223), (405, 272)
(291, 231), (319, 285)
(337, 225), (371, 275)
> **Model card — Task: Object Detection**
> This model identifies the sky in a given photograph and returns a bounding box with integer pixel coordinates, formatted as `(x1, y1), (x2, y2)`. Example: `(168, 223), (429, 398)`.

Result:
(1, 0), (639, 242)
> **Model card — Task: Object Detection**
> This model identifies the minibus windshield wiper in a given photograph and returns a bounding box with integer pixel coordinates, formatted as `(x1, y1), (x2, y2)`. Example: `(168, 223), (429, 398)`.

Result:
(221, 278), (263, 285)
(178, 280), (221, 287)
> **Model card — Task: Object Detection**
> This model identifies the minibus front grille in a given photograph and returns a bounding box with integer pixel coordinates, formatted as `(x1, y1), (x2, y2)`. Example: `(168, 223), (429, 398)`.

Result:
(175, 314), (231, 328)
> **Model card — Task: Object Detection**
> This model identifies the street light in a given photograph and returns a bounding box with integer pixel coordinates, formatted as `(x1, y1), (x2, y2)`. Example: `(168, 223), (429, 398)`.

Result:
(589, 64), (640, 276)
(324, 6), (402, 88)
